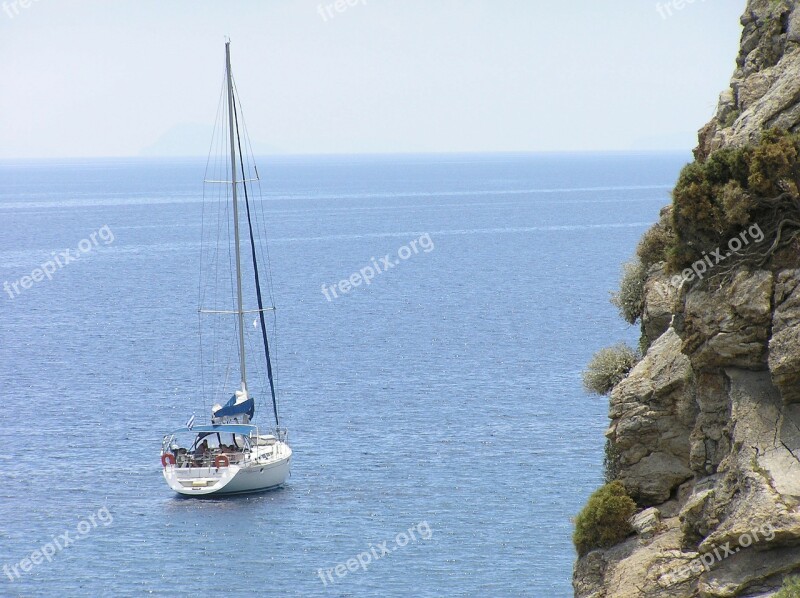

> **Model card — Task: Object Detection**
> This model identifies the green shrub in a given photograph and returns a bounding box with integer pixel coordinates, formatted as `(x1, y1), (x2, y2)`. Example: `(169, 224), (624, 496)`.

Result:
(720, 180), (755, 227)
(611, 259), (646, 325)
(573, 481), (637, 557)
(637, 221), (675, 270)
(748, 127), (800, 197)
(671, 159), (731, 265)
(666, 243), (698, 274)
(582, 344), (639, 396)
(668, 128), (800, 272)
(775, 575), (800, 598)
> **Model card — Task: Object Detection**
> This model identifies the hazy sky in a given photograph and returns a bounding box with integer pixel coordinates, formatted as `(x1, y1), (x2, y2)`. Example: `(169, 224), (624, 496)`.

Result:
(1, 0), (745, 158)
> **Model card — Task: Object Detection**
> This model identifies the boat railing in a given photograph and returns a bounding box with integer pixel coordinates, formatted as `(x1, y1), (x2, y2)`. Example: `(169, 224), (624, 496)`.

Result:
(161, 430), (286, 470)
(164, 447), (256, 469)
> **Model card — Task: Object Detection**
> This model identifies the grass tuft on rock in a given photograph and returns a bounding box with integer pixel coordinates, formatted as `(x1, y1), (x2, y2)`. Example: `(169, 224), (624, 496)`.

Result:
(611, 260), (647, 325)
(582, 344), (639, 396)
(637, 220), (675, 270)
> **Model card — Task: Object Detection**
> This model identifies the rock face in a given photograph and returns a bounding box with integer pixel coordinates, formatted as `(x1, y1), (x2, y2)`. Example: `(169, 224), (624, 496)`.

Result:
(641, 266), (680, 346)
(770, 269), (800, 403)
(697, 0), (800, 160)
(675, 270), (773, 372)
(578, 271), (800, 597)
(574, 2), (800, 595)
(607, 329), (696, 505)
(631, 508), (664, 540)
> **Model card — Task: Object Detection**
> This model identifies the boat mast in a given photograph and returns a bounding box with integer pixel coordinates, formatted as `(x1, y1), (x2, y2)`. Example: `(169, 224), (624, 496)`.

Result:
(231, 98), (281, 428)
(225, 40), (248, 394)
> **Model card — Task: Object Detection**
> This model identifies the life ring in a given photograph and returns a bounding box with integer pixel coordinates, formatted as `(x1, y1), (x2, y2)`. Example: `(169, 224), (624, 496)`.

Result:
(214, 455), (230, 468)
(161, 453), (176, 468)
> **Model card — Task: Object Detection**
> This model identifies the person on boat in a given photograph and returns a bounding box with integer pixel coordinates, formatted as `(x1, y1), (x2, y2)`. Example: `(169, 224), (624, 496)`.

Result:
(193, 439), (210, 464)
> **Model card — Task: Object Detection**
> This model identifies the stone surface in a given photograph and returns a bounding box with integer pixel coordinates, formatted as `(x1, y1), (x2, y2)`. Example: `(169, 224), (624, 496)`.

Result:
(622, 453), (694, 507)
(699, 545), (800, 597)
(698, 369), (800, 555)
(769, 269), (800, 403)
(607, 329), (696, 505)
(573, 550), (607, 598)
(631, 508), (663, 541)
(688, 372), (731, 477)
(679, 479), (720, 548)
(642, 267), (680, 347)
(675, 270), (773, 372)
(697, 1), (800, 160)
(579, 367), (800, 595)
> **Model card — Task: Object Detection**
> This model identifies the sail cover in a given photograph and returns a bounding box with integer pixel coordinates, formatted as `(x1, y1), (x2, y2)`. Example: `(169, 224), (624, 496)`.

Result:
(213, 394), (255, 420)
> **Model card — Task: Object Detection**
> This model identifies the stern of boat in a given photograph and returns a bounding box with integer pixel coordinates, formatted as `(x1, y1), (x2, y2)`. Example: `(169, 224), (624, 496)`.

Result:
(162, 462), (241, 496)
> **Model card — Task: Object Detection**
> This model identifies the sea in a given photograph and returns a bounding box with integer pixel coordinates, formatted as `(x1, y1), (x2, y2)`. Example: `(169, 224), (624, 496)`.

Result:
(0, 152), (688, 597)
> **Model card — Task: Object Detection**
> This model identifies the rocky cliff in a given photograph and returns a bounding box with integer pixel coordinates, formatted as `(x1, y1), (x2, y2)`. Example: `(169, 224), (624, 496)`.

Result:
(574, 2), (800, 596)
(697, 0), (800, 161)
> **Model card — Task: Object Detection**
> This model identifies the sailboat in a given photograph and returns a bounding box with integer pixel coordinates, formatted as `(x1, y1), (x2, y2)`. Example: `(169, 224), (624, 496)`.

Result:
(160, 41), (292, 496)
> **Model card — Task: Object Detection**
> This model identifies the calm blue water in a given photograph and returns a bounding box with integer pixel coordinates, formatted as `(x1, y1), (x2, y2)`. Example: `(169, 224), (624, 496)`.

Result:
(0, 153), (686, 597)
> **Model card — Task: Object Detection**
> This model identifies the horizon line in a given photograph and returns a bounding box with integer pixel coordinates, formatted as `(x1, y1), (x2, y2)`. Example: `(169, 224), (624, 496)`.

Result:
(0, 149), (695, 162)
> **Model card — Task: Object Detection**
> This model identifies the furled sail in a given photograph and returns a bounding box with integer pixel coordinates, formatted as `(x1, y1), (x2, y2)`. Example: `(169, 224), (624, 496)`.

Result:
(212, 390), (255, 423)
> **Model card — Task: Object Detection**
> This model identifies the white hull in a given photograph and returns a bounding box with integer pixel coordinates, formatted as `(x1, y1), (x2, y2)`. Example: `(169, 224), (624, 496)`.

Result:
(163, 443), (291, 497)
